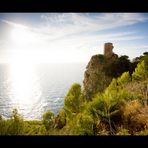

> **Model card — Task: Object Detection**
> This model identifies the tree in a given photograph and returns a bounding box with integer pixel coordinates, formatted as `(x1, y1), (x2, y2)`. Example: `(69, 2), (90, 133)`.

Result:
(104, 55), (131, 78)
(117, 72), (131, 86)
(64, 83), (82, 115)
(132, 61), (148, 81)
(143, 52), (148, 56)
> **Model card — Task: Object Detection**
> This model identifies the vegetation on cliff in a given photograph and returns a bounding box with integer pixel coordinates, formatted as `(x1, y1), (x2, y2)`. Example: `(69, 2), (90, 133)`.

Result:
(83, 54), (137, 100)
(0, 52), (148, 135)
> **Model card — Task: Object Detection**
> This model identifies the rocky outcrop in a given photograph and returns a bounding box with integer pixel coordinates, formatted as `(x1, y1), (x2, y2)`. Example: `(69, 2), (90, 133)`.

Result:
(83, 43), (118, 100)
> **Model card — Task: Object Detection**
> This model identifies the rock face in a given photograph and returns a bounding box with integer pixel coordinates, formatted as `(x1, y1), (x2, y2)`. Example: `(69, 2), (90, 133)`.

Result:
(83, 43), (118, 100)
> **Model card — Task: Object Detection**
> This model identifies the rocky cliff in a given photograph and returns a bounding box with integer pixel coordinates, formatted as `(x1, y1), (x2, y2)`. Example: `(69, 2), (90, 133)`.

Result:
(83, 43), (118, 100)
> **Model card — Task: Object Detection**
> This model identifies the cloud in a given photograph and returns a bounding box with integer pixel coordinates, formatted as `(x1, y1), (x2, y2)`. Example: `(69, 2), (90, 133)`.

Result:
(38, 13), (148, 49)
(0, 15), (146, 48)
(1, 19), (28, 29)
(1, 13), (147, 44)
(0, 13), (148, 63)
(40, 13), (148, 37)
(123, 44), (148, 50)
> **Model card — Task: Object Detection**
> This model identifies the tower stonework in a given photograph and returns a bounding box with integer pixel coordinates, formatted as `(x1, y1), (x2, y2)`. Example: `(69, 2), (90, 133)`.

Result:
(104, 42), (114, 57)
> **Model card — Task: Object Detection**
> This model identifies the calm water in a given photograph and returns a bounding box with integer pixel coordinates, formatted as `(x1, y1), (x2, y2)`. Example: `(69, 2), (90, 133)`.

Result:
(0, 63), (86, 120)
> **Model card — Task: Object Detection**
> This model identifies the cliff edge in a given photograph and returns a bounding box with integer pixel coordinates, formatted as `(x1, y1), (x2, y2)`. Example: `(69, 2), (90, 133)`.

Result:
(83, 43), (119, 100)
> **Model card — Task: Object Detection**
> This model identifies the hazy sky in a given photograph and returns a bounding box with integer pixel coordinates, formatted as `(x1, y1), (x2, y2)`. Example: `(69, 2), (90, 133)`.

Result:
(0, 13), (148, 64)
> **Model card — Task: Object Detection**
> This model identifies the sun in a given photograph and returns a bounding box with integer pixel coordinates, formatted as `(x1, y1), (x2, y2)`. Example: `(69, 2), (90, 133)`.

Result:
(11, 26), (33, 45)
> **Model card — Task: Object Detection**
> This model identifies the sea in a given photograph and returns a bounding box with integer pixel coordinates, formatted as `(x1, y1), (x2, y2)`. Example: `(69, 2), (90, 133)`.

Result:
(0, 63), (86, 120)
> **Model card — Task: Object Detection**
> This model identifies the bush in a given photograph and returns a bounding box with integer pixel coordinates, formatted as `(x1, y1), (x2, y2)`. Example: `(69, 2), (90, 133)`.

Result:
(7, 109), (25, 135)
(124, 80), (148, 103)
(0, 115), (8, 135)
(86, 93), (120, 135)
(122, 100), (142, 120)
(135, 130), (148, 135)
(116, 128), (130, 135)
(121, 100), (148, 133)
(58, 113), (94, 135)
(54, 109), (66, 129)
(42, 111), (54, 130)
(23, 120), (42, 135)
(38, 125), (47, 135)
(76, 113), (94, 135)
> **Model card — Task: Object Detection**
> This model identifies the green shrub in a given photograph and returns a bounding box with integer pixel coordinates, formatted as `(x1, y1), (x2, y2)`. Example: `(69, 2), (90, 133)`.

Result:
(135, 130), (148, 135)
(38, 125), (47, 135)
(86, 93), (120, 135)
(116, 128), (130, 135)
(42, 111), (54, 130)
(54, 109), (66, 129)
(76, 113), (94, 135)
(0, 115), (9, 135)
(7, 109), (25, 135)
(58, 113), (94, 135)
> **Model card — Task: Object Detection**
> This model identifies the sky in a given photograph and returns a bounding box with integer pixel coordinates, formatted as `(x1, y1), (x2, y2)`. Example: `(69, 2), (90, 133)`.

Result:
(0, 13), (148, 64)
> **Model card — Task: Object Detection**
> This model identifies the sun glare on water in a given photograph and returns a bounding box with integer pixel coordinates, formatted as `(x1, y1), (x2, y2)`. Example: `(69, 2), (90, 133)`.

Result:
(9, 26), (42, 110)
(8, 24), (74, 115)
(9, 58), (41, 106)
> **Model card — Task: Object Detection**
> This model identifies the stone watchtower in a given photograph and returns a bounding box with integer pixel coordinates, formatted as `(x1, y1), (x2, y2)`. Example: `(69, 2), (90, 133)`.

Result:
(104, 42), (114, 57)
